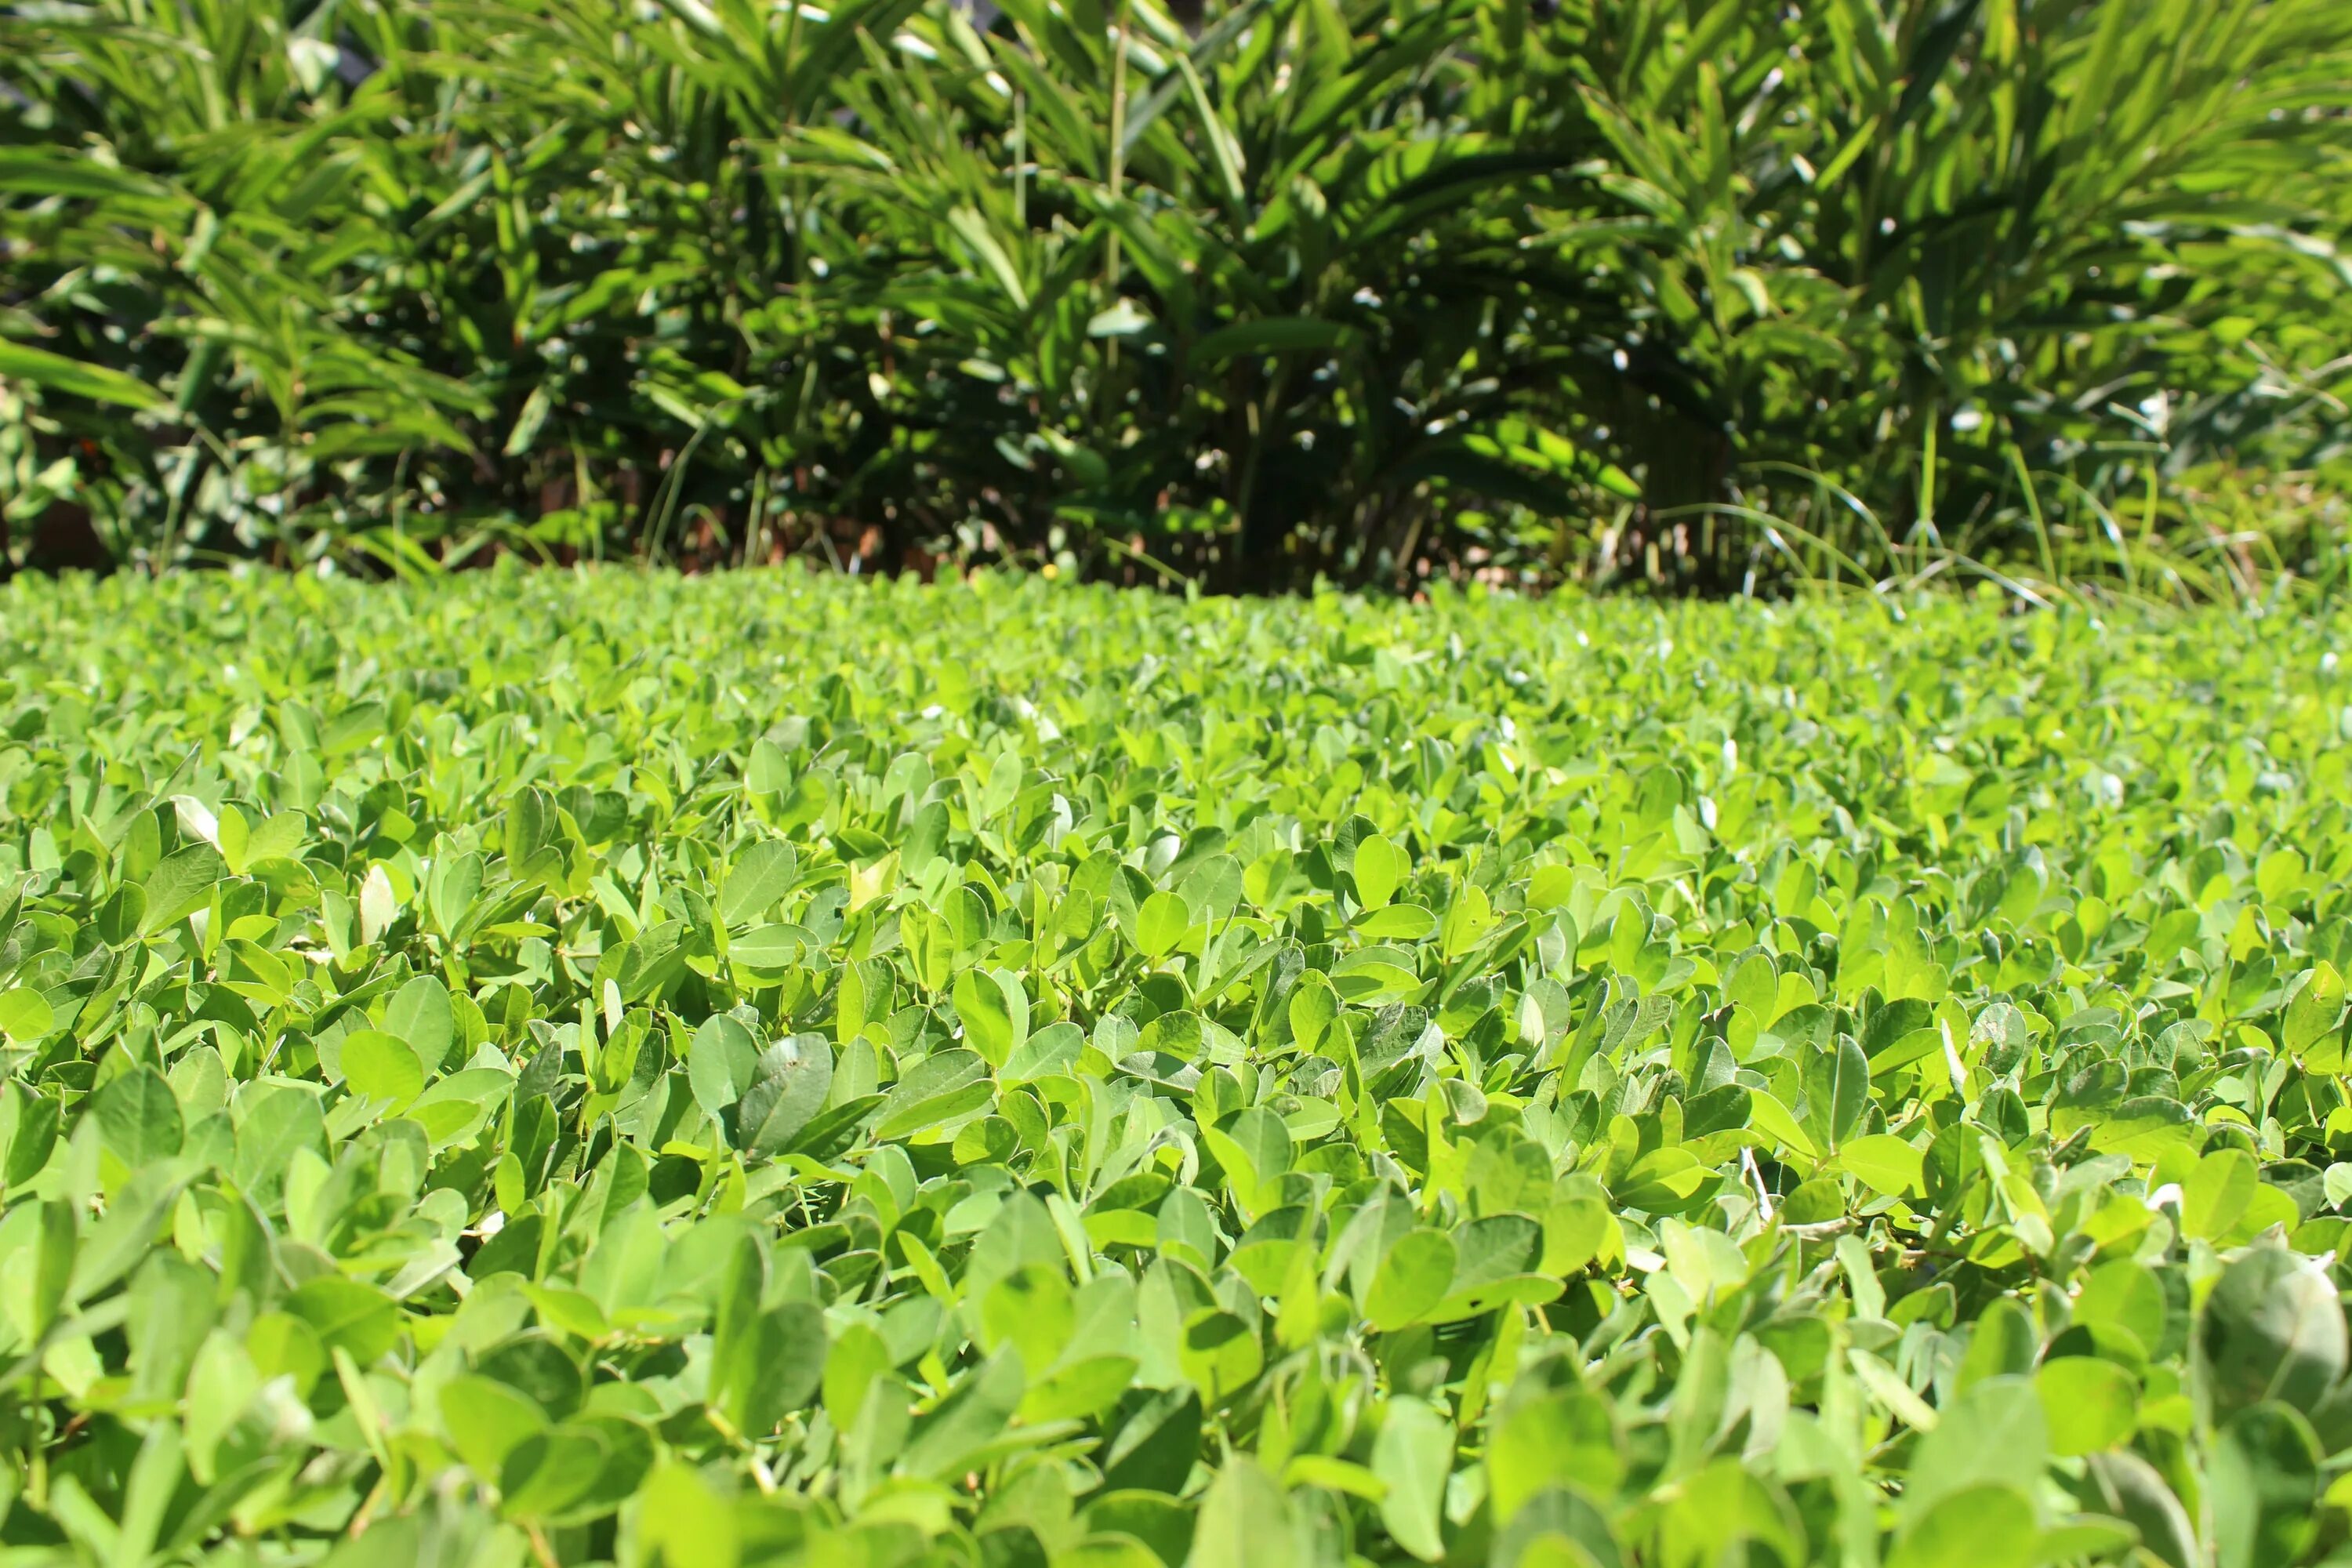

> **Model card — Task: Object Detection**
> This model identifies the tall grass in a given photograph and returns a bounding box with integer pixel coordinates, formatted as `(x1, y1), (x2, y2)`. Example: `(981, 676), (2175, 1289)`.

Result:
(3, 0), (2350, 595)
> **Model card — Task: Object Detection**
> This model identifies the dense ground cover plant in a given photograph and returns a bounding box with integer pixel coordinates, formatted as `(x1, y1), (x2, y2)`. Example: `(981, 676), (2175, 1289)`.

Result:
(4, 0), (2350, 590)
(2, 568), (2352, 1563)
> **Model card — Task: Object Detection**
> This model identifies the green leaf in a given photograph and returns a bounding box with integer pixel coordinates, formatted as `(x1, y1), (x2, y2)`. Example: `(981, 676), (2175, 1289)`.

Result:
(730, 923), (816, 968)
(1366, 1230), (1454, 1330)
(688, 1014), (762, 1116)
(0, 989), (54, 1044)
(1133, 891), (1191, 960)
(2035, 1356), (2137, 1455)
(2074, 1259), (2168, 1356)
(440, 1374), (549, 1478)
(902, 1348), (1025, 1479)
(1747, 1092), (1817, 1160)
(2285, 962), (2345, 1057)
(2087, 1453), (2198, 1568)
(1353, 833), (1406, 909)
(1834, 1133), (1924, 1197)
(386, 975), (456, 1073)
(715, 1299), (827, 1435)
(1187, 1457), (1296, 1568)
(1860, 997), (1936, 1061)
(720, 840), (798, 927)
(141, 844), (226, 933)
(92, 1066), (184, 1165)
(1889, 1482), (2039, 1568)
(875, 1049), (991, 1141)
(1178, 1309), (1264, 1404)
(0, 339), (166, 410)
(1804, 1036), (1870, 1150)
(0, 149), (182, 203)
(1898, 1376), (2047, 1524)
(4, 1090), (61, 1187)
(1372, 1396), (1454, 1561)
(284, 1276), (401, 1362)
(341, 1029), (426, 1107)
(953, 967), (1028, 1066)
(1957, 1298), (2042, 1392)
(2182, 1149), (2258, 1241)
(732, 1034), (833, 1157)
(69, 1163), (191, 1305)
(2200, 1245), (2346, 1418)
(1487, 1389), (1621, 1523)
(499, 1425), (611, 1520)
(947, 205), (1029, 308)
(2211, 1403), (2321, 1568)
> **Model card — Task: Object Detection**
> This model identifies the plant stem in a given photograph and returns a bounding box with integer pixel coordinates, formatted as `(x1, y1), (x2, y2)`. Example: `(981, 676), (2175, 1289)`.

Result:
(1105, 1), (1128, 347)
(1014, 90), (1029, 230)
(1917, 404), (1938, 543)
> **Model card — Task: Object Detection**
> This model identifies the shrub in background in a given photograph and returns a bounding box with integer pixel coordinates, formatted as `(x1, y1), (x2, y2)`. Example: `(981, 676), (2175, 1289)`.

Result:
(2, 0), (2349, 594)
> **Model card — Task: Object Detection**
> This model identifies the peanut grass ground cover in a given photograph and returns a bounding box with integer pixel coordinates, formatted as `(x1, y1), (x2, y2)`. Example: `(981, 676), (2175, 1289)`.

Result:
(2, 571), (2352, 1568)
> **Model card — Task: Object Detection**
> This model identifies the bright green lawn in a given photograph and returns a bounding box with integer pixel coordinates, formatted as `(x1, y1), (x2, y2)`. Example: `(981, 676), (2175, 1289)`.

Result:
(1, 569), (2349, 1566)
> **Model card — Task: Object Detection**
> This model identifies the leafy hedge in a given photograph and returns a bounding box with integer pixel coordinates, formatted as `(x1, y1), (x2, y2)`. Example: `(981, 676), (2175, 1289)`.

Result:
(4, 0), (2351, 591)
(4, 567), (2352, 1563)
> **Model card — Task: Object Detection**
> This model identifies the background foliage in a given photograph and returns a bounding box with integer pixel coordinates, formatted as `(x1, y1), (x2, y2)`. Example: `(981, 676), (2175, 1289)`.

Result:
(4, 0), (2351, 593)
(5, 568), (2352, 1563)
